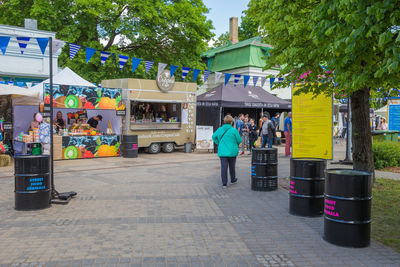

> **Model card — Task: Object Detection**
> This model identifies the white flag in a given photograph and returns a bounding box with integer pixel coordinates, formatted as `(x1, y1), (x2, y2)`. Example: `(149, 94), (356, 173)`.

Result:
(26, 82), (32, 88)
(157, 63), (167, 78)
(261, 77), (267, 88)
(215, 72), (223, 84)
(52, 39), (65, 53)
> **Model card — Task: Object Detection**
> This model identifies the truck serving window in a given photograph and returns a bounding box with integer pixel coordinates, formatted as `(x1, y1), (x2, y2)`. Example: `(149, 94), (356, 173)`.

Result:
(130, 101), (182, 124)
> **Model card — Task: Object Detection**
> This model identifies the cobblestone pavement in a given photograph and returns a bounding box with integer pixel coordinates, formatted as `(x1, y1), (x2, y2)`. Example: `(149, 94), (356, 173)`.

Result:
(0, 151), (399, 266)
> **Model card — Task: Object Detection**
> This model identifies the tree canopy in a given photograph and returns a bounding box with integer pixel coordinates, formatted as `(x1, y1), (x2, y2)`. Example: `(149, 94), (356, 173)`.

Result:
(247, 0), (400, 174)
(0, 0), (214, 83)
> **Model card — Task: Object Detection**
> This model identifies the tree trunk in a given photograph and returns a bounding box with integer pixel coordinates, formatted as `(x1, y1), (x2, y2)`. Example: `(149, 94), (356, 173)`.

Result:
(350, 86), (375, 181)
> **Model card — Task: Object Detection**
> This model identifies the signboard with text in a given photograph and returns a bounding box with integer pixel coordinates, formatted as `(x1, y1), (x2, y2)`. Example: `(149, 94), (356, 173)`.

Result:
(388, 104), (400, 131)
(196, 126), (214, 150)
(292, 85), (333, 159)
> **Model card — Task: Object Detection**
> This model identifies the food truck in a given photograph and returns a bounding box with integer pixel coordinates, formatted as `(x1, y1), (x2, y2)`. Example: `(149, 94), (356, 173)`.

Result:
(102, 72), (196, 153)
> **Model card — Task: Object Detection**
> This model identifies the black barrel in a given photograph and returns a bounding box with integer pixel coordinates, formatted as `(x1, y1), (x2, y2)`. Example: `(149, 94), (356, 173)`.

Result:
(251, 148), (278, 191)
(121, 135), (138, 158)
(324, 169), (372, 248)
(14, 155), (51, 210)
(289, 158), (326, 217)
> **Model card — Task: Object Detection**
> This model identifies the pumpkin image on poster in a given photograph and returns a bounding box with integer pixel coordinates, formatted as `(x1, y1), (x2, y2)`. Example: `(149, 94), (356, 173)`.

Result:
(96, 144), (117, 157)
(98, 97), (117, 109)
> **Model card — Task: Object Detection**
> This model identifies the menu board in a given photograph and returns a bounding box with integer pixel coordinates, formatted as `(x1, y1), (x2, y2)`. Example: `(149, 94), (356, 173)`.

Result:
(196, 126), (214, 150)
(292, 85), (333, 159)
(388, 104), (400, 131)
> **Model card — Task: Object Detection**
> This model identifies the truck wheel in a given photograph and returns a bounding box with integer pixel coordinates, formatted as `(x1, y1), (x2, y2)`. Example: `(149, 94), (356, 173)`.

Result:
(148, 143), (161, 154)
(162, 142), (175, 153)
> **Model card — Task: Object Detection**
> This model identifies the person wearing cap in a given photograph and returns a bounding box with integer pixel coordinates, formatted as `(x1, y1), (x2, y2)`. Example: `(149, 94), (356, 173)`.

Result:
(87, 115), (102, 130)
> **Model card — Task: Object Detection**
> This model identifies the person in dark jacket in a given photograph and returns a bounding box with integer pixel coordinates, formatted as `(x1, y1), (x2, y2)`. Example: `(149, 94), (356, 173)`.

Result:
(261, 115), (276, 148)
(248, 118), (258, 152)
(212, 115), (242, 188)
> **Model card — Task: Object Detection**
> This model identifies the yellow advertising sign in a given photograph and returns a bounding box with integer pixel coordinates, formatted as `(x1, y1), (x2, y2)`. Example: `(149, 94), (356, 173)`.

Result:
(292, 85), (333, 159)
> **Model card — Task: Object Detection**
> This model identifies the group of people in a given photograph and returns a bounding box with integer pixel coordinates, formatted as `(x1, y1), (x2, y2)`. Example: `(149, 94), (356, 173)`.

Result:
(212, 112), (292, 189)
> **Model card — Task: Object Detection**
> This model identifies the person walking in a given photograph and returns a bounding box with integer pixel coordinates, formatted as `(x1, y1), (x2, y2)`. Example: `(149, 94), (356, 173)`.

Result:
(236, 114), (245, 155)
(284, 112), (292, 156)
(248, 118), (258, 152)
(261, 115), (276, 148)
(212, 115), (242, 188)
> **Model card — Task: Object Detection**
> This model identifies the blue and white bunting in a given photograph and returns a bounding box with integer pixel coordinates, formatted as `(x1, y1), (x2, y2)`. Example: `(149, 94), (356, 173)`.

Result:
(0, 36), (11, 55)
(170, 65), (178, 78)
(101, 51), (111, 65)
(224, 73), (232, 86)
(52, 39), (65, 53)
(86, 47), (96, 63)
(36, 38), (49, 55)
(261, 77), (267, 88)
(278, 77), (284, 82)
(26, 82), (32, 88)
(182, 67), (191, 80)
(8, 81), (14, 85)
(233, 74), (241, 86)
(157, 63), (167, 78)
(215, 72), (223, 84)
(253, 76), (259, 87)
(16, 82), (24, 87)
(243, 75), (250, 87)
(119, 55), (129, 70)
(270, 77), (275, 88)
(204, 70), (210, 83)
(145, 60), (154, 73)
(193, 69), (201, 82)
(132, 58), (142, 73)
(16, 37), (30, 54)
(69, 43), (80, 60)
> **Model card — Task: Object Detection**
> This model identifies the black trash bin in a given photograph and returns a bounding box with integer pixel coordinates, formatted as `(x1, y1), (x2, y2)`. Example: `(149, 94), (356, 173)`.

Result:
(121, 135), (138, 158)
(289, 158), (326, 217)
(324, 169), (372, 247)
(14, 155), (51, 210)
(251, 148), (278, 191)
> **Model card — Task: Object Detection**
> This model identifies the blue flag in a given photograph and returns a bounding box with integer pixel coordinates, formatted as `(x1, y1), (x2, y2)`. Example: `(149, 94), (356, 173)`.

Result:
(69, 43), (80, 60)
(0, 36), (10, 55)
(36, 38), (49, 55)
(204, 70), (210, 83)
(270, 77), (275, 88)
(192, 69), (201, 82)
(145, 60), (154, 73)
(243, 75), (250, 87)
(119, 55), (129, 70)
(253, 76), (259, 87)
(16, 37), (30, 54)
(170, 65), (178, 78)
(132, 58), (142, 73)
(182, 67), (191, 80)
(101, 51), (110, 65)
(225, 73), (232, 86)
(86, 47), (96, 63)
(234, 74), (241, 86)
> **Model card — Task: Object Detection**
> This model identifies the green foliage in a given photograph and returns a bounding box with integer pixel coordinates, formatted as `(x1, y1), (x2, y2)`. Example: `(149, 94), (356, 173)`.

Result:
(0, 0), (214, 84)
(212, 32), (229, 48)
(247, 0), (400, 97)
(372, 141), (400, 169)
(238, 11), (259, 41)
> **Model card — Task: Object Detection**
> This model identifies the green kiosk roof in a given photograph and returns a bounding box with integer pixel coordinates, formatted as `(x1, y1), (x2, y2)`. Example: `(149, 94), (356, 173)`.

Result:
(202, 37), (274, 72)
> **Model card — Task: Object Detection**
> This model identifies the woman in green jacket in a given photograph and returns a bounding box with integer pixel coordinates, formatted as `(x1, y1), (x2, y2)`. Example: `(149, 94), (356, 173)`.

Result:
(212, 115), (242, 188)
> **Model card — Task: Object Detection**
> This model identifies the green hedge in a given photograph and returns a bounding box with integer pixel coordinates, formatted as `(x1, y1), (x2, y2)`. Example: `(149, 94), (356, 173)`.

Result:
(373, 141), (400, 169)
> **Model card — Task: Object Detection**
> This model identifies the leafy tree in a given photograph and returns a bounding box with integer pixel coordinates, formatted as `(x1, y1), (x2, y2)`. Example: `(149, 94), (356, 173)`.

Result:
(248, 0), (400, 176)
(211, 32), (229, 48)
(0, 0), (214, 84)
(238, 11), (259, 41)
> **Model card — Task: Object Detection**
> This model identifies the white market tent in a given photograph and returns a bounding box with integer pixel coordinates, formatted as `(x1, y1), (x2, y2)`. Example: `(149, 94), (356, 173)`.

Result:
(12, 67), (94, 105)
(375, 105), (387, 118)
(0, 83), (39, 98)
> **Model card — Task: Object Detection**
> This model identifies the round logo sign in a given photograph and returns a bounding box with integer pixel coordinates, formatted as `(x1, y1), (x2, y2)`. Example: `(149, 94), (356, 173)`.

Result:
(156, 70), (175, 93)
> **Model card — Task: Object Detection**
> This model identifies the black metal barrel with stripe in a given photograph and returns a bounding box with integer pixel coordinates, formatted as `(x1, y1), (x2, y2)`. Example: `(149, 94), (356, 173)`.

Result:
(121, 135), (138, 158)
(14, 155), (51, 210)
(323, 169), (372, 248)
(289, 158), (326, 217)
(251, 148), (278, 191)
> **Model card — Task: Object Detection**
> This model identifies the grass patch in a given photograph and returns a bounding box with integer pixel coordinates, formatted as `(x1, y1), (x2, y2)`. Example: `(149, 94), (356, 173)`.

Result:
(371, 178), (400, 253)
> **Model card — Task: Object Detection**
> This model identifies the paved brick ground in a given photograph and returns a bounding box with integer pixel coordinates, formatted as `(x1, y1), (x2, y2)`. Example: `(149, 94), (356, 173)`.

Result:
(0, 150), (399, 266)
